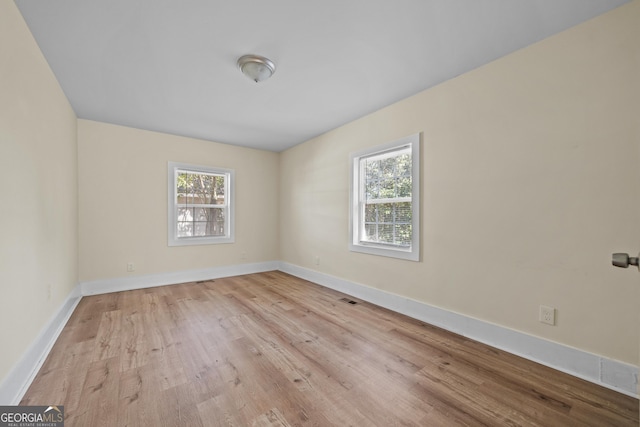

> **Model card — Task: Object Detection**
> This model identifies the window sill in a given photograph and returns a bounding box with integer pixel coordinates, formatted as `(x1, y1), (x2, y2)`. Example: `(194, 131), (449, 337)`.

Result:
(168, 235), (234, 247)
(349, 242), (419, 261)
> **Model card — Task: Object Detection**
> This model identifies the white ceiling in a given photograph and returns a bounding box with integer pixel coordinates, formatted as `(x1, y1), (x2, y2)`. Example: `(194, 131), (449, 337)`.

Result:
(15, 0), (628, 152)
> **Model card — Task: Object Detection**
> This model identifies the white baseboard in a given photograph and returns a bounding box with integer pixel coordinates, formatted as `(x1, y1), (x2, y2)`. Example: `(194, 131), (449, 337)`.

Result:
(81, 261), (280, 296)
(0, 261), (279, 404)
(278, 262), (639, 398)
(0, 284), (82, 405)
(3, 261), (636, 406)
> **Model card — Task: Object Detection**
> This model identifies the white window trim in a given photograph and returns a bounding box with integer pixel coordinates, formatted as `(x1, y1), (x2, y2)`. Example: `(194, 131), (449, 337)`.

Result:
(168, 161), (235, 246)
(349, 134), (420, 261)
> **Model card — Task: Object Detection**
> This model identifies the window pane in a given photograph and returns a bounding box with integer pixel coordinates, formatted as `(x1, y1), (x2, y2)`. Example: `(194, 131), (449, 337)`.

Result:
(193, 220), (223, 236)
(177, 173), (188, 204)
(381, 157), (395, 179)
(364, 151), (412, 201)
(364, 224), (377, 241)
(192, 222), (207, 236)
(177, 206), (194, 237)
(380, 178), (395, 198)
(193, 174), (212, 204)
(365, 159), (380, 182)
(176, 207), (225, 238)
(396, 176), (411, 198)
(177, 221), (193, 238)
(396, 224), (412, 246)
(214, 176), (225, 203)
(362, 203), (412, 246)
(365, 179), (379, 200)
(396, 202), (412, 222)
(177, 207), (193, 222)
(378, 224), (394, 243)
(364, 204), (377, 222)
(379, 203), (393, 223)
(397, 154), (411, 176)
(185, 173), (196, 205)
(204, 208), (226, 236)
(179, 172), (226, 205)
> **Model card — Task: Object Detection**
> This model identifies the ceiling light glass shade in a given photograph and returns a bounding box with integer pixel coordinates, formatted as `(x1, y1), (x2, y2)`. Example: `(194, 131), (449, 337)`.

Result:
(237, 54), (276, 82)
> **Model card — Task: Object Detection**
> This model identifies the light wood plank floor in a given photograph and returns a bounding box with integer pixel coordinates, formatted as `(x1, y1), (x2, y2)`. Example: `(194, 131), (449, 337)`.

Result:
(22, 271), (638, 426)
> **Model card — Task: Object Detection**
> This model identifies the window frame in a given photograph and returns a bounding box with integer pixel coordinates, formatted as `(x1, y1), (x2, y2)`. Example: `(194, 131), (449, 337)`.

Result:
(168, 161), (235, 246)
(349, 134), (420, 261)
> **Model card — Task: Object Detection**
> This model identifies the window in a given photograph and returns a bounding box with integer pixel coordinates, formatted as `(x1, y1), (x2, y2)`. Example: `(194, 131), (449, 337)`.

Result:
(349, 134), (420, 261)
(168, 162), (234, 246)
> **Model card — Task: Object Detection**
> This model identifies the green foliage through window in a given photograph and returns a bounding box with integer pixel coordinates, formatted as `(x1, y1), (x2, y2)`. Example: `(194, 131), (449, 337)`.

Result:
(360, 148), (412, 247)
(350, 134), (419, 260)
(176, 170), (227, 238)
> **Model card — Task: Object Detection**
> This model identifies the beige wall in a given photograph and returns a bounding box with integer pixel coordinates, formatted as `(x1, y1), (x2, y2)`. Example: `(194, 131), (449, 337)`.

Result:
(0, 2), (78, 381)
(78, 120), (280, 282)
(280, 2), (640, 364)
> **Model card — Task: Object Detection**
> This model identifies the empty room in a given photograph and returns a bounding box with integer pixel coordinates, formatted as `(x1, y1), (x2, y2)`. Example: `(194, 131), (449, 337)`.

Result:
(1, 0), (639, 425)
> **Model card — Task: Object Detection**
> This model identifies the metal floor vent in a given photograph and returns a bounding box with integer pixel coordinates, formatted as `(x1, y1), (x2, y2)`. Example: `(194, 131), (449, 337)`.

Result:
(340, 297), (358, 305)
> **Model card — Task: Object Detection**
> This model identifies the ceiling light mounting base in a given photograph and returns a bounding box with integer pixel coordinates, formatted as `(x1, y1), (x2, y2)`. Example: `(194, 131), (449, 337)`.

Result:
(237, 54), (276, 83)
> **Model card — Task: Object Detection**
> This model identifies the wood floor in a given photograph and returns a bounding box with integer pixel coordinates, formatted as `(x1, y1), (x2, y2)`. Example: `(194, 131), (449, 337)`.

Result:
(22, 271), (637, 426)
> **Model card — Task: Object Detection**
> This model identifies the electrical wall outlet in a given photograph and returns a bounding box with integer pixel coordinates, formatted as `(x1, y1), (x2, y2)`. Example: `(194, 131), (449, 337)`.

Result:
(314, 256), (320, 266)
(539, 305), (556, 326)
(127, 262), (135, 272)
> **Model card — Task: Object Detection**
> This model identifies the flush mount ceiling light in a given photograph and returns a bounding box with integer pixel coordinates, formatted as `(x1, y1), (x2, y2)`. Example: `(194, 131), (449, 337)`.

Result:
(237, 54), (276, 83)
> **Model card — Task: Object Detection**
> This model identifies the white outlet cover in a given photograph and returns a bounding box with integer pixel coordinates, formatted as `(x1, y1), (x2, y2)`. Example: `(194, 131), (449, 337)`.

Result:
(539, 305), (555, 326)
